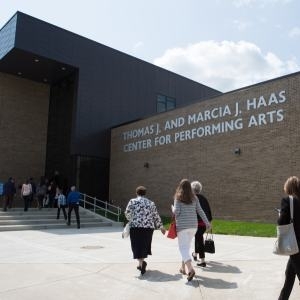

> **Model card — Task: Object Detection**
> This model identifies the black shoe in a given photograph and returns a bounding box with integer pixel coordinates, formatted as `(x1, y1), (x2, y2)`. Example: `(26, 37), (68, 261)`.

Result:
(197, 262), (206, 267)
(141, 261), (147, 275)
(192, 252), (198, 261)
(137, 266), (142, 271)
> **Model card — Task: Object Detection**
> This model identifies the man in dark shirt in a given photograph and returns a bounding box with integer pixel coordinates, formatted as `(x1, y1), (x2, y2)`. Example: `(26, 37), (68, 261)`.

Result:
(3, 177), (16, 211)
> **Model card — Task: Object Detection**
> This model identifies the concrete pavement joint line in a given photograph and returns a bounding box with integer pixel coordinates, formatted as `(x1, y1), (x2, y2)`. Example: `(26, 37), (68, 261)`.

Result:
(242, 274), (253, 285)
(0, 267), (97, 295)
(102, 272), (164, 294)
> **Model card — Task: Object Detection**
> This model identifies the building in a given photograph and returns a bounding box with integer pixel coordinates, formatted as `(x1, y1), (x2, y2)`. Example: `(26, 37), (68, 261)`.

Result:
(110, 72), (300, 222)
(0, 12), (220, 199)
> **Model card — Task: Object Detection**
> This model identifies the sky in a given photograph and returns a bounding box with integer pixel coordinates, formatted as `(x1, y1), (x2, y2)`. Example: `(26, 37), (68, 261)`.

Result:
(1, 0), (300, 92)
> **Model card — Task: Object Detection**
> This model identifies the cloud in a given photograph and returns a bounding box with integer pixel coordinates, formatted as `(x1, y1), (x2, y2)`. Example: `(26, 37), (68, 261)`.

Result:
(233, 20), (251, 31)
(153, 40), (299, 92)
(232, 0), (292, 7)
(288, 27), (300, 38)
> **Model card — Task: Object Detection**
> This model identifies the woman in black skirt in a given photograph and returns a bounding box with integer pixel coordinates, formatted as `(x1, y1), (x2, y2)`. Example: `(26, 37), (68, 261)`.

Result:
(125, 186), (166, 275)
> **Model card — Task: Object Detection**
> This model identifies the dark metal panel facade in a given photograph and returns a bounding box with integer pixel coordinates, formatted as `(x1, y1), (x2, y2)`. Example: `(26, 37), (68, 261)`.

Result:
(13, 12), (221, 159)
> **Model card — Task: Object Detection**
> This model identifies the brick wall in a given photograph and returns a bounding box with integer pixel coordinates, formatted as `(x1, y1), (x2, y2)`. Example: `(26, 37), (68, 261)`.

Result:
(110, 73), (300, 222)
(0, 72), (49, 204)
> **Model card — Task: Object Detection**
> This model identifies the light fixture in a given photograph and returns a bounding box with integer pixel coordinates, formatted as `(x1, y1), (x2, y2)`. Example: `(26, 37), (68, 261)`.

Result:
(17, 71), (22, 76)
(144, 162), (149, 168)
(234, 148), (241, 155)
(43, 78), (48, 82)
(34, 58), (39, 63)
(61, 66), (66, 71)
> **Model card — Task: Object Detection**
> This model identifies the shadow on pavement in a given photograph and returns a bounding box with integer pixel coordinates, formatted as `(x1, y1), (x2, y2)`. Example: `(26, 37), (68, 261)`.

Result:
(197, 275), (238, 289)
(139, 270), (182, 282)
(200, 261), (241, 274)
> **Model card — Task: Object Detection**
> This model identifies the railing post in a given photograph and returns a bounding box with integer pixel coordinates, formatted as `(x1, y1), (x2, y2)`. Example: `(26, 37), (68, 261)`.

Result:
(105, 202), (107, 217)
(118, 207), (121, 222)
(83, 194), (86, 209)
(94, 197), (96, 213)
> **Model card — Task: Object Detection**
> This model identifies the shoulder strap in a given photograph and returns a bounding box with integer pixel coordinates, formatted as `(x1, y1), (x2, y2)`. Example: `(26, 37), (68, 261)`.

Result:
(289, 195), (294, 222)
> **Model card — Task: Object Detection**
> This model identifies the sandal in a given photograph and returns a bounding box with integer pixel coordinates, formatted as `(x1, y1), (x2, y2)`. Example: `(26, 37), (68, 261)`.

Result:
(179, 268), (186, 275)
(187, 269), (196, 281)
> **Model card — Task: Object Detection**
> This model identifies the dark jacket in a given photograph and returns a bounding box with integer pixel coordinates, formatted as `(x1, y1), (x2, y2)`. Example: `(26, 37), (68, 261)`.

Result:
(196, 194), (212, 223)
(278, 196), (300, 246)
(3, 180), (16, 195)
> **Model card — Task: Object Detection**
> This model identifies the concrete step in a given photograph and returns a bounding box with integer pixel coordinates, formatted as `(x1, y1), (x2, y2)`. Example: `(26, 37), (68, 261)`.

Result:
(0, 216), (102, 222)
(0, 218), (106, 225)
(0, 221), (113, 231)
(0, 208), (93, 215)
(0, 207), (122, 231)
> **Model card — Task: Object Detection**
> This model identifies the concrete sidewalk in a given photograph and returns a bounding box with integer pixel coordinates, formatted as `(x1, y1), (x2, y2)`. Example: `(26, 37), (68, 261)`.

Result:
(0, 227), (299, 300)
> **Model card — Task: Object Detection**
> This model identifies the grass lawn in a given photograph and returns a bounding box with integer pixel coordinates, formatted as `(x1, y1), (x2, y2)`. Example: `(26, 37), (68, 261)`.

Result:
(211, 219), (276, 237)
(162, 216), (276, 238)
(99, 212), (277, 238)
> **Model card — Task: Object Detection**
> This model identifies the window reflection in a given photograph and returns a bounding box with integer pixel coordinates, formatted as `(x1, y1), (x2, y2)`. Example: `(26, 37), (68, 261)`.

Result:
(157, 94), (176, 113)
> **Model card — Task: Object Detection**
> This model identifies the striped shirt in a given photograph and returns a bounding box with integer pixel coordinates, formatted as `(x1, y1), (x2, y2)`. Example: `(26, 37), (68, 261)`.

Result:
(174, 197), (210, 232)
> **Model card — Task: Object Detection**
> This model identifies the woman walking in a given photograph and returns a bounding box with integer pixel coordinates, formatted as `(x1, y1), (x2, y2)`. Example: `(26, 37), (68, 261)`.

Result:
(21, 179), (32, 211)
(191, 181), (213, 267)
(125, 186), (166, 275)
(173, 179), (211, 281)
(278, 176), (300, 299)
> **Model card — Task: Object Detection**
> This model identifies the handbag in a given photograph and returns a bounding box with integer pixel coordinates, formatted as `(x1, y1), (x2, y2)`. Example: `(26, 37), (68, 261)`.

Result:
(273, 196), (299, 256)
(167, 217), (177, 239)
(204, 230), (215, 253)
(122, 222), (130, 239)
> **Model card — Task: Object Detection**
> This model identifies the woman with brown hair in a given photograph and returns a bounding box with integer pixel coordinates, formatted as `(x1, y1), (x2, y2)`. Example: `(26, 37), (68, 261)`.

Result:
(172, 179), (211, 281)
(278, 176), (300, 299)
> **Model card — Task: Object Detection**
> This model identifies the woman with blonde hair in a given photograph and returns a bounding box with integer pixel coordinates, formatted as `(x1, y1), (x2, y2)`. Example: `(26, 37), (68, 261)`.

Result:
(278, 176), (300, 299)
(172, 179), (211, 281)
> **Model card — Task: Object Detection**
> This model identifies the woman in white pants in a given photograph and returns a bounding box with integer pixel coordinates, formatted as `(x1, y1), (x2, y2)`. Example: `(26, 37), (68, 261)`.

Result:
(173, 179), (211, 281)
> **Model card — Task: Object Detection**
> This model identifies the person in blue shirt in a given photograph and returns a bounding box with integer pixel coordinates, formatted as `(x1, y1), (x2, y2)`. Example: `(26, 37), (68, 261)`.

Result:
(66, 186), (81, 229)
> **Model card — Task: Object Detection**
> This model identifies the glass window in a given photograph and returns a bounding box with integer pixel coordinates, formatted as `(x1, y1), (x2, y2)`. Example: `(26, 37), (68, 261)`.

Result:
(157, 94), (176, 113)
(166, 97), (176, 110)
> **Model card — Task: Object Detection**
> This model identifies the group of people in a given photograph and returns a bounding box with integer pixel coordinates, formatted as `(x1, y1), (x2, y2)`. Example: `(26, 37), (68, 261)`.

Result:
(1, 172), (81, 229)
(125, 176), (300, 299)
(124, 179), (212, 281)
(24, 178), (81, 228)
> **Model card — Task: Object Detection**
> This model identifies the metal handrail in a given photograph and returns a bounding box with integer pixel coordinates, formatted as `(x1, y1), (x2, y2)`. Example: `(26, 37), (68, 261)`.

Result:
(79, 193), (122, 222)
